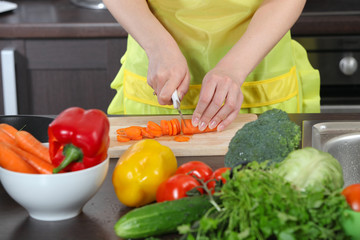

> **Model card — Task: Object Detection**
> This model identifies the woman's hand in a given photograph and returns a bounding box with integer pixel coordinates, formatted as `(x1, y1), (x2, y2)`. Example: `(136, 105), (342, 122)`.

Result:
(192, 67), (244, 132)
(192, 0), (306, 131)
(147, 43), (190, 105)
(104, 0), (190, 105)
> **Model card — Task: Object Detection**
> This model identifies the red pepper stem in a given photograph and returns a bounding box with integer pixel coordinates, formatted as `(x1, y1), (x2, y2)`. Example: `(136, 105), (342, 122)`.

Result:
(53, 144), (83, 173)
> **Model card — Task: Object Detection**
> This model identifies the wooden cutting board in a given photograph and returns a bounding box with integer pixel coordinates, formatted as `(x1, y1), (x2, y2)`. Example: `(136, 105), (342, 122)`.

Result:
(108, 114), (257, 158)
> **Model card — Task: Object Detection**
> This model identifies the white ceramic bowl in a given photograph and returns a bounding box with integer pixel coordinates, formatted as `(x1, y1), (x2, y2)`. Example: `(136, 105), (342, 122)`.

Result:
(0, 157), (109, 221)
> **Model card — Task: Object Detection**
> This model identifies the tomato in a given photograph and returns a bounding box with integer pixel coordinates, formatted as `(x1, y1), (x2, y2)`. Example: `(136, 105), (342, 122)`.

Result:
(207, 167), (231, 193)
(175, 161), (213, 182)
(342, 183), (360, 211)
(156, 174), (203, 202)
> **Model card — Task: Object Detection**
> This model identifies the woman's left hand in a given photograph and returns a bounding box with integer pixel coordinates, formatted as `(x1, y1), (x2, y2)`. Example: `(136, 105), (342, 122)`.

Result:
(191, 68), (244, 132)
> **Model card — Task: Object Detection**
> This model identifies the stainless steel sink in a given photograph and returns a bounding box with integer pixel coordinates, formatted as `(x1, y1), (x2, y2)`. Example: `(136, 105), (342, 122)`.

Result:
(303, 121), (360, 187)
(324, 133), (360, 187)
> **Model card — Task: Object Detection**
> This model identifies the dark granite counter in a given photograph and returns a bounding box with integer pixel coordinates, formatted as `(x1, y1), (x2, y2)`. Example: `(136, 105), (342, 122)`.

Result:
(0, 0), (126, 38)
(1, 113), (360, 239)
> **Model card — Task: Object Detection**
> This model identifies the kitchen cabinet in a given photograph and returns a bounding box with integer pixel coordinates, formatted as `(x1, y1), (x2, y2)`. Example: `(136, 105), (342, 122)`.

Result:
(1, 38), (126, 115)
(0, 0), (128, 115)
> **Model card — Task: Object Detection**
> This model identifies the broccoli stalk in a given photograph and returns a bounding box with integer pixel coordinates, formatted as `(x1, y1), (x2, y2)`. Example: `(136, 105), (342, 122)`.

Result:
(224, 109), (301, 168)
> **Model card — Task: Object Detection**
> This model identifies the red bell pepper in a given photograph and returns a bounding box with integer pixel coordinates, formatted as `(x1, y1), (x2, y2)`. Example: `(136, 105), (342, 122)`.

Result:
(48, 107), (110, 173)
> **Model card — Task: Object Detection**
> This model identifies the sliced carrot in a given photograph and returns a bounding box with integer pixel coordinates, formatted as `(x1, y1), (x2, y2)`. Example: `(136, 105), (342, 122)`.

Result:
(174, 119), (181, 134)
(131, 135), (143, 140)
(160, 120), (169, 135)
(0, 142), (38, 174)
(124, 126), (142, 139)
(181, 119), (217, 135)
(147, 127), (162, 137)
(0, 129), (16, 145)
(141, 128), (155, 139)
(116, 128), (126, 135)
(117, 135), (131, 142)
(173, 119), (181, 135)
(0, 123), (18, 140)
(147, 121), (162, 132)
(167, 120), (173, 136)
(170, 119), (178, 135)
(15, 130), (52, 163)
(115, 117), (217, 143)
(174, 136), (190, 142)
(6, 142), (54, 174)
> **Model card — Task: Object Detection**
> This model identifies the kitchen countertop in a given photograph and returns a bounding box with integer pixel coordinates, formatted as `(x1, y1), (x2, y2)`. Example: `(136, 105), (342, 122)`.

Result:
(1, 113), (360, 240)
(0, 0), (126, 38)
(0, 0), (360, 39)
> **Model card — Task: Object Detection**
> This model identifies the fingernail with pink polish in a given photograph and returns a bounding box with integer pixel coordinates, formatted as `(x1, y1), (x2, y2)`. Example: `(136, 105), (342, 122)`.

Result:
(192, 117), (199, 127)
(199, 122), (206, 131)
(209, 121), (217, 129)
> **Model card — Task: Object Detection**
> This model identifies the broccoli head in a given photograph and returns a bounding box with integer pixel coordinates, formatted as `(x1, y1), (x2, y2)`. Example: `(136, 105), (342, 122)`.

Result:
(224, 109), (301, 168)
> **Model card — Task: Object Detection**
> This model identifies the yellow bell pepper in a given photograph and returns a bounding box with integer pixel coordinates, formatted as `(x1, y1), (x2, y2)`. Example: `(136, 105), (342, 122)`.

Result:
(112, 139), (177, 207)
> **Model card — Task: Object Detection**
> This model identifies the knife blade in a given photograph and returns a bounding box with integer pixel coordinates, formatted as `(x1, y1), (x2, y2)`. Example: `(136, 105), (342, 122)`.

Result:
(171, 90), (185, 122)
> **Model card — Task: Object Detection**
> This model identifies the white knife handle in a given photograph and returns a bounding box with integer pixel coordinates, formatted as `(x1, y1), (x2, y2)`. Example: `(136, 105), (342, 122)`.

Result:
(171, 90), (180, 109)
(1, 48), (18, 115)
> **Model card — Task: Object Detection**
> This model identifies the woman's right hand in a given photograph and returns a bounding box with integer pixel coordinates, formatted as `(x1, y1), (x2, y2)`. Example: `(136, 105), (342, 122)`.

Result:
(146, 42), (190, 106)
(104, 0), (190, 106)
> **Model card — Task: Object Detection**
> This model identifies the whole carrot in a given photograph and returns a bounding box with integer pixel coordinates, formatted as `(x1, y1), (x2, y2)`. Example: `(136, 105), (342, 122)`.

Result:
(181, 119), (217, 135)
(15, 130), (52, 163)
(0, 142), (38, 174)
(6, 142), (54, 174)
(0, 129), (16, 145)
(0, 123), (18, 140)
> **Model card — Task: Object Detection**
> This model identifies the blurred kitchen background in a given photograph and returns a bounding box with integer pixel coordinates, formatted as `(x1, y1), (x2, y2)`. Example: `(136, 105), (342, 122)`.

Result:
(0, 0), (359, 115)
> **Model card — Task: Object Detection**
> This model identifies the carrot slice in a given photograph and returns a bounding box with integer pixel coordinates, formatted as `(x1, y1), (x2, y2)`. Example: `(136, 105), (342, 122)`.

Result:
(116, 128), (126, 135)
(126, 126), (142, 139)
(147, 121), (162, 132)
(147, 127), (162, 137)
(170, 119), (178, 136)
(141, 128), (155, 138)
(174, 119), (181, 134)
(174, 136), (190, 142)
(0, 142), (38, 174)
(15, 130), (52, 163)
(166, 120), (173, 136)
(181, 119), (217, 135)
(160, 120), (169, 135)
(117, 135), (131, 142)
(132, 135), (143, 140)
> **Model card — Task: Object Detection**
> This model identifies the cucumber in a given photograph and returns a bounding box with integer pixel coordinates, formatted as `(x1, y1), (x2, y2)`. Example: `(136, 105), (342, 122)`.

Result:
(114, 196), (212, 239)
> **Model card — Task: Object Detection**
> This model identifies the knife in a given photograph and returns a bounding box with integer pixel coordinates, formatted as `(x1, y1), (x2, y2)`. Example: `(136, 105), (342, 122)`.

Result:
(171, 90), (185, 123)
